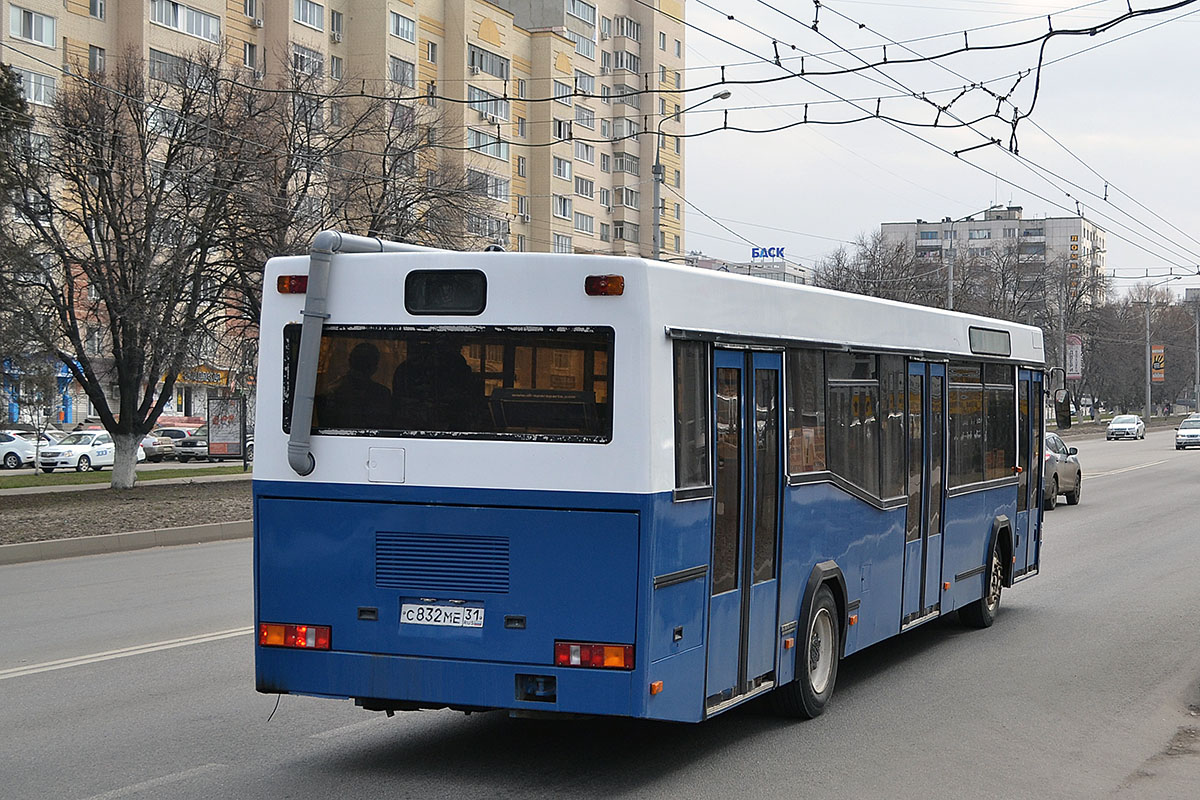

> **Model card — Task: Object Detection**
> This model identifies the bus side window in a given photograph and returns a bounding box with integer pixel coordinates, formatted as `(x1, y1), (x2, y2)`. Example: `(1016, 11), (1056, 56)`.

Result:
(673, 340), (709, 491)
(785, 348), (826, 474)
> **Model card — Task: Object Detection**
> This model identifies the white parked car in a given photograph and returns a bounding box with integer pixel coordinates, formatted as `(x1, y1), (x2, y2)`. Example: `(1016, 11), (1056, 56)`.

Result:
(37, 431), (147, 473)
(0, 432), (38, 469)
(1106, 414), (1145, 440)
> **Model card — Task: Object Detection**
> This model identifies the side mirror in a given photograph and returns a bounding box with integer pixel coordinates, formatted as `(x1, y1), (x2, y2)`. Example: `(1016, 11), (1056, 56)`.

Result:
(1054, 389), (1073, 430)
(1068, 447), (1078, 455)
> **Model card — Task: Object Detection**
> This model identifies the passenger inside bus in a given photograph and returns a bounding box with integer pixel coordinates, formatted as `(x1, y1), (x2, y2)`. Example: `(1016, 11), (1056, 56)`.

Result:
(391, 340), (489, 432)
(315, 342), (392, 429)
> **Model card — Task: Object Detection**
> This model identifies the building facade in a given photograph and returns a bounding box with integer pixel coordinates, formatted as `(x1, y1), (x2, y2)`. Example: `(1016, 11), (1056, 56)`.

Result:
(880, 206), (1107, 306)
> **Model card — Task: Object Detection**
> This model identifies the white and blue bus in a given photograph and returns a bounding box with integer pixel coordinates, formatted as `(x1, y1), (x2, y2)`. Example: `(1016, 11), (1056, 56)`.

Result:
(254, 232), (1046, 722)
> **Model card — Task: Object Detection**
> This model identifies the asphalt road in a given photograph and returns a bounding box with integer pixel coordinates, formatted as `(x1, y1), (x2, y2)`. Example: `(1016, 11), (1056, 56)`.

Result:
(2, 429), (1198, 800)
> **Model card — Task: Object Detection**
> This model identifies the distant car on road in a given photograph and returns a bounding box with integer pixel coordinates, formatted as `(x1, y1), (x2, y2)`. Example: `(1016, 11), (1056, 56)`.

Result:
(175, 425), (253, 463)
(0, 432), (37, 469)
(1106, 414), (1145, 440)
(38, 431), (147, 472)
(1043, 431), (1082, 510)
(1175, 418), (1200, 450)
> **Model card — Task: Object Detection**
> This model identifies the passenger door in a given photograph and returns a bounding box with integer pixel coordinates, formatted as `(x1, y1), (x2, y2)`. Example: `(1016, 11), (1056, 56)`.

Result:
(1015, 370), (1042, 577)
(901, 362), (946, 628)
(706, 350), (782, 711)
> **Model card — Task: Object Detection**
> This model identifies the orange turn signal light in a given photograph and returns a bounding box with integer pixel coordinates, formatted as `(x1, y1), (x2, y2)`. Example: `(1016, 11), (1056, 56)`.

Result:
(650, 681), (664, 695)
(848, 614), (858, 626)
(783, 637), (795, 650)
(944, 582), (951, 591)
(584, 274), (625, 296)
(277, 275), (308, 294)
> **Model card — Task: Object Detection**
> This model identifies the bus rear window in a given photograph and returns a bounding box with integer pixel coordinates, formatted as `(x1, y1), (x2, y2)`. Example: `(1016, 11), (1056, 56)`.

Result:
(283, 325), (614, 442)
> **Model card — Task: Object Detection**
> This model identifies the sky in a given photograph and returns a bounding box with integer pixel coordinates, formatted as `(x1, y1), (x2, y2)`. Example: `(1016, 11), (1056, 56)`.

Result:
(680, 0), (1200, 300)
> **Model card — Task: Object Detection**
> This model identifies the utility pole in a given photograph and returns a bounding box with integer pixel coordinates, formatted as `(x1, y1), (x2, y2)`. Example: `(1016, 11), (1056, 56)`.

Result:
(1188, 289), (1200, 413)
(653, 90), (730, 261)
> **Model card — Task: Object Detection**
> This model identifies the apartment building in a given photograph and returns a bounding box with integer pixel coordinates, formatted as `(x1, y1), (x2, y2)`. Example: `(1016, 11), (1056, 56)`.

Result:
(880, 206), (1107, 305)
(2, 0), (686, 260)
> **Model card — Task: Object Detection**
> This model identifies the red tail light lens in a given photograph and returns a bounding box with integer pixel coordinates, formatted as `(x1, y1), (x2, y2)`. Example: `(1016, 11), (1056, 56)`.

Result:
(277, 275), (309, 294)
(259, 622), (331, 650)
(584, 275), (625, 296)
(554, 640), (634, 669)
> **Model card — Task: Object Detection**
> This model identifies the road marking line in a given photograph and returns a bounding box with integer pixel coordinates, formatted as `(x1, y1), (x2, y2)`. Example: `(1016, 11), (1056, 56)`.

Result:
(0, 627), (252, 681)
(310, 718), (386, 739)
(1087, 459), (1169, 479)
(77, 763), (226, 800)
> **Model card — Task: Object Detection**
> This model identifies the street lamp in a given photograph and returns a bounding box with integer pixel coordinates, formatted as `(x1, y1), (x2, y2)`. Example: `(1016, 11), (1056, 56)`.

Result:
(653, 89), (731, 261)
(1140, 275), (1181, 420)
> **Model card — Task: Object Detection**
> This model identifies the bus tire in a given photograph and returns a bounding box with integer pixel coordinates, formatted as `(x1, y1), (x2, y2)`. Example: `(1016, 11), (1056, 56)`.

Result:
(772, 584), (840, 719)
(959, 540), (1003, 629)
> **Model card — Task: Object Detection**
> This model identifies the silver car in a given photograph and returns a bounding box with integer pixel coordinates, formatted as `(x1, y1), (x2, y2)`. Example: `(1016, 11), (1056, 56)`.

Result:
(1176, 418), (1200, 450)
(1043, 432), (1081, 510)
(1106, 414), (1145, 440)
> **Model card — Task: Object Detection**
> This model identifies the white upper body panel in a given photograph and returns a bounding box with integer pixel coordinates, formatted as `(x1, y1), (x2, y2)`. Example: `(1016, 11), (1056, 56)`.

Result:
(254, 250), (1044, 495)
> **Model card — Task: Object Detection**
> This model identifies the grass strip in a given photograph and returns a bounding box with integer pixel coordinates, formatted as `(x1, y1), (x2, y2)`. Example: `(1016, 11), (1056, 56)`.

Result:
(0, 465), (249, 490)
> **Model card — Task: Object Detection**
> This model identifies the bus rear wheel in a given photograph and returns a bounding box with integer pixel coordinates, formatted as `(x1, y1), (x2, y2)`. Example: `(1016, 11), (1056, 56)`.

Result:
(772, 584), (840, 719)
(959, 540), (1003, 629)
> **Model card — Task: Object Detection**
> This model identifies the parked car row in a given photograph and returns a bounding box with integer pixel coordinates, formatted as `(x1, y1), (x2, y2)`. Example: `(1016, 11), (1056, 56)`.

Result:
(0, 425), (252, 470)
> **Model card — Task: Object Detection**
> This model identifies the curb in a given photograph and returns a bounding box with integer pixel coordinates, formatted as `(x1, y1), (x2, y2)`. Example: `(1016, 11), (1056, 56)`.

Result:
(0, 520), (252, 565)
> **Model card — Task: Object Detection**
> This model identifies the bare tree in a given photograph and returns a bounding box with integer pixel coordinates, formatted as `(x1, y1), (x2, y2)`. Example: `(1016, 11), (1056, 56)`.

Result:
(0, 52), (260, 487)
(814, 231), (943, 306)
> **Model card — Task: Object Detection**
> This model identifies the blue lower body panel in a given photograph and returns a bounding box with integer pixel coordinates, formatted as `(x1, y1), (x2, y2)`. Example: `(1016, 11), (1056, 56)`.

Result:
(256, 647), (635, 716)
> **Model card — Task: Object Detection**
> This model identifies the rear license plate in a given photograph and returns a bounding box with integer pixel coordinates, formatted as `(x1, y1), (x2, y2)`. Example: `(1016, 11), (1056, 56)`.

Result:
(400, 602), (484, 628)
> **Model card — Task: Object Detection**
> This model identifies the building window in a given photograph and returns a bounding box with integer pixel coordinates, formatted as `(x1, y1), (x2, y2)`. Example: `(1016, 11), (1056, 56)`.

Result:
(427, 42), (437, 63)
(598, 187), (610, 207)
(675, 39), (681, 57)
(600, 222), (610, 242)
(575, 176), (594, 199)
(574, 141), (594, 164)
(566, 0), (596, 25)
(613, 16), (640, 41)
(552, 119), (572, 140)
(516, 117), (525, 137)
(389, 57), (415, 88)
(674, 234), (680, 252)
(659, 31), (666, 50)
(918, 230), (938, 240)
(554, 81), (573, 105)
(91, 0), (105, 21)
(516, 156), (526, 177)
(613, 51), (640, 73)
(600, 153), (610, 173)
(243, 42), (258, 70)
(566, 30), (594, 59)
(674, 203), (681, 220)
(467, 128), (509, 160)
(614, 222), (639, 243)
(601, 85), (611, 104)
(617, 187), (639, 209)
(10, 6), (56, 47)
(330, 55), (343, 80)
(517, 79), (526, 98)
(553, 195), (572, 219)
(575, 70), (595, 94)
(468, 44), (510, 80)
(674, 169), (680, 188)
(614, 153), (639, 176)
(553, 234), (573, 253)
(552, 156), (572, 181)
(968, 229), (991, 239)
(11, 67), (55, 106)
(389, 11), (415, 42)
(330, 10), (342, 34)
(468, 86), (510, 120)
(574, 212), (594, 234)
(292, 44), (323, 76)
(85, 45), (106, 75)
(292, 0), (323, 30)
(575, 106), (595, 129)
(150, 0), (220, 42)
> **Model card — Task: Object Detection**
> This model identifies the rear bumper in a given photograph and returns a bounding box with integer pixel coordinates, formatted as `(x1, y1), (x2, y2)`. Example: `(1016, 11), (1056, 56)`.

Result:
(256, 645), (639, 717)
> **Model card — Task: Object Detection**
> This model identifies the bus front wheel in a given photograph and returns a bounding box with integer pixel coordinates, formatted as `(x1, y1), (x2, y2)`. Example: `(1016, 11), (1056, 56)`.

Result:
(772, 584), (840, 719)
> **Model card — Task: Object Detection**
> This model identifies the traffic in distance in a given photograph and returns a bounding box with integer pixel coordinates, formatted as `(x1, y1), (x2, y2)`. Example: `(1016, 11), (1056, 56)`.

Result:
(0, 424), (252, 471)
(252, 231), (1053, 723)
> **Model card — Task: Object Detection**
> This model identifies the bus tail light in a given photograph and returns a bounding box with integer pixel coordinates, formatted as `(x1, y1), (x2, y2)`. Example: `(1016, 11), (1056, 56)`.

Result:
(585, 275), (624, 296)
(554, 641), (634, 670)
(277, 275), (309, 293)
(259, 622), (331, 650)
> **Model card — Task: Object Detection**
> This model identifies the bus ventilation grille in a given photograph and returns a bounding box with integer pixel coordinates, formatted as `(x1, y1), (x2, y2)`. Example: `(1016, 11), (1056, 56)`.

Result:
(375, 532), (511, 594)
